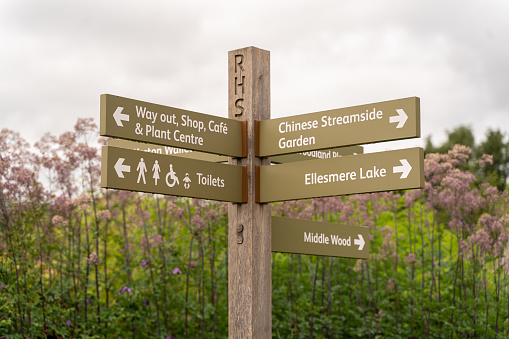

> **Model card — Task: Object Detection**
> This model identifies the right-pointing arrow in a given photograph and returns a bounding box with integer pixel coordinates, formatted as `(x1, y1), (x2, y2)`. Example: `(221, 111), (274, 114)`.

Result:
(389, 109), (408, 129)
(393, 159), (412, 179)
(354, 234), (365, 251)
(113, 106), (129, 127)
(114, 158), (130, 178)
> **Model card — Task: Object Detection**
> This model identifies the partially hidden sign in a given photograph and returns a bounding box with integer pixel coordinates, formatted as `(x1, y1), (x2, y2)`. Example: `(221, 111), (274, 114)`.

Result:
(100, 94), (246, 157)
(258, 97), (420, 157)
(271, 145), (363, 164)
(108, 139), (361, 164)
(101, 146), (246, 203)
(259, 147), (424, 202)
(107, 139), (228, 163)
(272, 217), (369, 259)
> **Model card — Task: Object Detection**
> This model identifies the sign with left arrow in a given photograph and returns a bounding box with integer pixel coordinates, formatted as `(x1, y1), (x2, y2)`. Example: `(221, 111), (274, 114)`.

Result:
(271, 217), (369, 259)
(107, 139), (228, 163)
(101, 146), (246, 203)
(100, 94), (246, 157)
(259, 147), (423, 203)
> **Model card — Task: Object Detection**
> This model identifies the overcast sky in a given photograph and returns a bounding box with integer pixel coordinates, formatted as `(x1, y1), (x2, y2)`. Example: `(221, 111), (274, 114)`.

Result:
(1, 0), (508, 153)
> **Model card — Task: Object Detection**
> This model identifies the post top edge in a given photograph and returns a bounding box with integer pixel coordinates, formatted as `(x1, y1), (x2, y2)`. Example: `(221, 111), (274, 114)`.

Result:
(228, 46), (270, 54)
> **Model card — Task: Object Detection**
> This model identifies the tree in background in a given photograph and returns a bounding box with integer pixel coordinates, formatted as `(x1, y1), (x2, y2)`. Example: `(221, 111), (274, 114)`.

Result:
(425, 125), (475, 155)
(478, 129), (509, 190)
(425, 125), (508, 190)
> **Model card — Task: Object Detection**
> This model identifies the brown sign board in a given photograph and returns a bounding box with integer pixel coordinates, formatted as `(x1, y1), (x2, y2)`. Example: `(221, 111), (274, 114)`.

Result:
(258, 97), (420, 157)
(271, 145), (363, 164)
(107, 139), (228, 163)
(108, 139), (361, 165)
(101, 146), (246, 203)
(272, 217), (369, 259)
(259, 147), (423, 203)
(100, 94), (246, 157)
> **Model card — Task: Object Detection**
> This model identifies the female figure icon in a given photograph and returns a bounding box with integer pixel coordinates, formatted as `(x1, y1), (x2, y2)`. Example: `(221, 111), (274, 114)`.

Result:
(152, 160), (161, 185)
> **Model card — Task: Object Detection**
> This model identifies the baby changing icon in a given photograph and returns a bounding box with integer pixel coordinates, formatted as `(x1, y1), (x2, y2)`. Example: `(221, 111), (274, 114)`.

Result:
(165, 164), (180, 188)
(183, 173), (191, 189)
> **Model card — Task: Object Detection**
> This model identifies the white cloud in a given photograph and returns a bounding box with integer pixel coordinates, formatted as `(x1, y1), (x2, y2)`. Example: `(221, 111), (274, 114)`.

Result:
(0, 0), (508, 151)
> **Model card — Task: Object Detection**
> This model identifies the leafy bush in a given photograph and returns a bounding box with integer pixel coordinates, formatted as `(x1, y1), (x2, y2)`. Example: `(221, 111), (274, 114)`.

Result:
(1, 121), (509, 338)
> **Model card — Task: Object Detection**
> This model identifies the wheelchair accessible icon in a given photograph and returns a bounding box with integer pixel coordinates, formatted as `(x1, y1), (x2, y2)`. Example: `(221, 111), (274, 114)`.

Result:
(165, 164), (180, 188)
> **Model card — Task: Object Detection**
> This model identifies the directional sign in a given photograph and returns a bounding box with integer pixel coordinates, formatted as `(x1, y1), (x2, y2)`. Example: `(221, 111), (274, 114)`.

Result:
(107, 139), (228, 163)
(272, 217), (369, 259)
(101, 146), (246, 203)
(259, 147), (423, 202)
(271, 145), (363, 164)
(258, 97), (420, 157)
(109, 140), (361, 165)
(100, 94), (246, 157)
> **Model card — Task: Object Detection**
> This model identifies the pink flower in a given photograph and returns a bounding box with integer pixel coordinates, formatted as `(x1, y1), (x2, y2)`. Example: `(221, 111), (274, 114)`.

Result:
(191, 215), (206, 229)
(172, 267), (182, 274)
(97, 210), (112, 221)
(85, 252), (102, 266)
(120, 286), (132, 295)
(478, 153), (493, 167)
(404, 253), (416, 264)
(52, 215), (68, 227)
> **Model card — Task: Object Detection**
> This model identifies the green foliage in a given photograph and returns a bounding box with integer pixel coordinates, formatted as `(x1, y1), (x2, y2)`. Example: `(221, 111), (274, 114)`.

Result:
(2, 123), (509, 338)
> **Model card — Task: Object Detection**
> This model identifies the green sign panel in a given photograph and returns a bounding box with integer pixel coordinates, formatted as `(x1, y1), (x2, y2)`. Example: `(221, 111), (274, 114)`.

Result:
(258, 97), (420, 157)
(272, 217), (369, 259)
(108, 139), (228, 163)
(271, 145), (363, 164)
(101, 146), (246, 203)
(100, 94), (245, 157)
(259, 147), (424, 202)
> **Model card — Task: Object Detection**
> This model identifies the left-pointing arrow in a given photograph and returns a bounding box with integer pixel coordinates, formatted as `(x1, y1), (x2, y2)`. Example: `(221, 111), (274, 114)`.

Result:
(354, 234), (365, 251)
(113, 107), (129, 127)
(114, 158), (130, 178)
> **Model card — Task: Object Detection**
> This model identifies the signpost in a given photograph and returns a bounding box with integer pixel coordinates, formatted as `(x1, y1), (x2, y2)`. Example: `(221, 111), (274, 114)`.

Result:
(227, 47), (272, 337)
(271, 145), (363, 164)
(100, 46), (424, 338)
(101, 145), (246, 203)
(272, 217), (369, 259)
(258, 97), (420, 157)
(108, 139), (361, 164)
(100, 94), (246, 157)
(107, 139), (228, 163)
(259, 147), (423, 203)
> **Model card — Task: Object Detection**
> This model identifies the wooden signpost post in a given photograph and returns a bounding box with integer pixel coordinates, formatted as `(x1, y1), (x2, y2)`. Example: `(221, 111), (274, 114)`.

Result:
(100, 46), (424, 338)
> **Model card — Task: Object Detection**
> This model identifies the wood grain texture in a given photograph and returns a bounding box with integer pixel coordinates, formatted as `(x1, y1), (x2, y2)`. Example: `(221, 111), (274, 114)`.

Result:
(228, 47), (271, 338)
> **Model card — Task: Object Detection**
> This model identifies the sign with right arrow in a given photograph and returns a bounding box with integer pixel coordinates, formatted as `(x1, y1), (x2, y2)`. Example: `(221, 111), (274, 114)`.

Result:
(259, 147), (423, 202)
(258, 97), (420, 157)
(271, 216), (369, 259)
